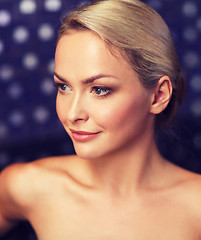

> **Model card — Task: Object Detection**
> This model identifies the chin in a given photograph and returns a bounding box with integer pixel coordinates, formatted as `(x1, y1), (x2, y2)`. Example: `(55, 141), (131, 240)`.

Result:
(74, 147), (103, 160)
(73, 141), (128, 161)
(73, 141), (113, 160)
(71, 132), (136, 161)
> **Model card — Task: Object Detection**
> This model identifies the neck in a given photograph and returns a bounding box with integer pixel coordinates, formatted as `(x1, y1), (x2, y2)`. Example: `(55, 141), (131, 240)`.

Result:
(79, 131), (166, 197)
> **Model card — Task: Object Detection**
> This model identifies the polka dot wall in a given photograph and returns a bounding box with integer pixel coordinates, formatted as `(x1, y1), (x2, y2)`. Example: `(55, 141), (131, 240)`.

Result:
(0, 0), (201, 175)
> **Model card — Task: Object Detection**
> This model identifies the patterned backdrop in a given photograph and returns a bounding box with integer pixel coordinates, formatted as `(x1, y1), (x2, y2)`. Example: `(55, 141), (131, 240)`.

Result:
(0, 0), (201, 239)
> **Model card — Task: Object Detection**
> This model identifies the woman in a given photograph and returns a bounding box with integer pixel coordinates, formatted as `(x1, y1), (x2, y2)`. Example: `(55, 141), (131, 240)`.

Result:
(1, 0), (201, 239)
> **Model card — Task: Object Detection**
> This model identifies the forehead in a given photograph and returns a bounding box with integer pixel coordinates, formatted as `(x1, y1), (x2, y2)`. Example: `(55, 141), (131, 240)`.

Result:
(55, 30), (138, 83)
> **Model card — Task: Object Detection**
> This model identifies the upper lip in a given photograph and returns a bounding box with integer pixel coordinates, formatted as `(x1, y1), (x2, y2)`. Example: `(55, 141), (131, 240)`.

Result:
(70, 129), (100, 135)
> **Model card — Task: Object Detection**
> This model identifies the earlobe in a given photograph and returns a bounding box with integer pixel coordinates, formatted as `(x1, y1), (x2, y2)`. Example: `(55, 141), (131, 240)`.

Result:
(150, 75), (173, 114)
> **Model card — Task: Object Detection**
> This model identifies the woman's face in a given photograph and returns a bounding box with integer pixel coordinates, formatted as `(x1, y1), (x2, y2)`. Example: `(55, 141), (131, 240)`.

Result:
(54, 30), (154, 159)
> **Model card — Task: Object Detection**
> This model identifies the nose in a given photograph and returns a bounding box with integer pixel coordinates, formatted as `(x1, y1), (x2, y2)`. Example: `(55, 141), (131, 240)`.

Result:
(66, 92), (89, 123)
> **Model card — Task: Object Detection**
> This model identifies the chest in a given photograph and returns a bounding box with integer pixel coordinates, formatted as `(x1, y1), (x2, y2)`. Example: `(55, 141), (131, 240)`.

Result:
(28, 193), (197, 240)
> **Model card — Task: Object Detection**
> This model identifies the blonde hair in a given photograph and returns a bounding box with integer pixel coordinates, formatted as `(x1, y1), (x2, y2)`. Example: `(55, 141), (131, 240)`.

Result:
(58, 0), (185, 129)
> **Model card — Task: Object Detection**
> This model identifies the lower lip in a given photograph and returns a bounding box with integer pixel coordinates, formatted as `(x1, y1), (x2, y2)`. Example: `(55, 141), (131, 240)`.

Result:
(71, 132), (100, 142)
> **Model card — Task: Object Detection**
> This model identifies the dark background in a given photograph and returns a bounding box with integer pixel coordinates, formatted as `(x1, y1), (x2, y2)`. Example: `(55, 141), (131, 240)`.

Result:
(0, 0), (201, 239)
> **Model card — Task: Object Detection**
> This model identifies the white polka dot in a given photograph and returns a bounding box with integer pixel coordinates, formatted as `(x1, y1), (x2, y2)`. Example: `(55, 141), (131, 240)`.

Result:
(13, 26), (29, 43)
(78, 1), (90, 6)
(0, 123), (8, 138)
(44, 0), (62, 11)
(0, 39), (4, 54)
(0, 65), (14, 81)
(33, 106), (50, 123)
(196, 18), (201, 31)
(40, 78), (56, 95)
(147, 0), (162, 10)
(19, 0), (37, 14)
(47, 59), (55, 74)
(183, 26), (198, 42)
(23, 53), (39, 70)
(183, 51), (199, 68)
(7, 83), (23, 99)
(190, 75), (201, 92)
(9, 111), (25, 127)
(0, 10), (11, 27)
(38, 23), (54, 41)
(190, 99), (201, 116)
(182, 1), (198, 18)
(193, 133), (201, 150)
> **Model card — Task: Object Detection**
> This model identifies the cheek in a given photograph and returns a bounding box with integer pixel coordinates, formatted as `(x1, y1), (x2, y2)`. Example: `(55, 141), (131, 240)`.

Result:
(95, 97), (145, 130)
(55, 91), (151, 133)
(56, 96), (64, 123)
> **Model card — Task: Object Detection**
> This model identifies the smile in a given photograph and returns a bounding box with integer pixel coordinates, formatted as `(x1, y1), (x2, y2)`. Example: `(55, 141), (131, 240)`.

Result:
(70, 129), (101, 142)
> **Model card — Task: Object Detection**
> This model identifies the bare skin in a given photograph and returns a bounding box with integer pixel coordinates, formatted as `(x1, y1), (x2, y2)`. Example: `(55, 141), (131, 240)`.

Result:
(1, 31), (201, 239)
(1, 155), (201, 240)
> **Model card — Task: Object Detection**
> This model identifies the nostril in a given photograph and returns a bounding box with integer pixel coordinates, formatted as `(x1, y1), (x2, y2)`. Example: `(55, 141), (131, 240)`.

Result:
(57, 93), (89, 123)
(67, 104), (89, 123)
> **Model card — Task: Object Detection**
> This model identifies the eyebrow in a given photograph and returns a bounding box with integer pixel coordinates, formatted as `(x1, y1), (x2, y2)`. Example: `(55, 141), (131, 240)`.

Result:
(54, 72), (118, 85)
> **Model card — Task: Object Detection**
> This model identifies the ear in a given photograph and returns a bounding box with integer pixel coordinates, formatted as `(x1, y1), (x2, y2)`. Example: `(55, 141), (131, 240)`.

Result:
(150, 75), (173, 114)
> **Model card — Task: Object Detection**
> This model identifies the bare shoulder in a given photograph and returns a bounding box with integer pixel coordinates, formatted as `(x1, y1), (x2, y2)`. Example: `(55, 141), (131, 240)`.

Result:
(166, 161), (201, 195)
(0, 155), (76, 217)
(180, 168), (201, 203)
(0, 162), (34, 220)
(179, 168), (201, 234)
(156, 162), (201, 236)
(170, 163), (201, 191)
(167, 162), (201, 216)
(0, 162), (33, 206)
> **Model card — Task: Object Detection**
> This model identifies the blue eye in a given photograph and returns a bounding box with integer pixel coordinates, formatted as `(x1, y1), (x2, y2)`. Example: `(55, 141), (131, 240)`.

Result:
(91, 86), (112, 97)
(54, 82), (70, 93)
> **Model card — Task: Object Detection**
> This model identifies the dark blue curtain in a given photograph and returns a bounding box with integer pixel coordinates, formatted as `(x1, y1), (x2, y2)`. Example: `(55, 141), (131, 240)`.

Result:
(0, 0), (201, 239)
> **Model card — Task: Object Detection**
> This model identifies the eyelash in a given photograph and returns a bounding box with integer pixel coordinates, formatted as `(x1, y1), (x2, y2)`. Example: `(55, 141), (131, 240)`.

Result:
(90, 86), (112, 98)
(53, 82), (112, 98)
(53, 82), (70, 93)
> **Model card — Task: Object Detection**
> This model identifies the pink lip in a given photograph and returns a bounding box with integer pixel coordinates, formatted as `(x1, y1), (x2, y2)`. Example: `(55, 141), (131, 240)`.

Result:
(70, 129), (101, 142)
